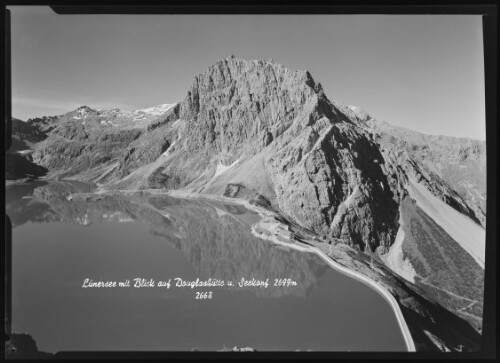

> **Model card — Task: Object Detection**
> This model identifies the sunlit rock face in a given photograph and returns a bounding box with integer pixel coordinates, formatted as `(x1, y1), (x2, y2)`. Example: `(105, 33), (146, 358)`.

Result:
(7, 57), (486, 351)
(7, 56), (486, 256)
(103, 57), (406, 254)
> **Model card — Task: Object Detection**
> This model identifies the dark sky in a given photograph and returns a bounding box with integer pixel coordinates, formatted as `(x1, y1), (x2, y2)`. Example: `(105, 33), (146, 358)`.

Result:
(8, 7), (485, 139)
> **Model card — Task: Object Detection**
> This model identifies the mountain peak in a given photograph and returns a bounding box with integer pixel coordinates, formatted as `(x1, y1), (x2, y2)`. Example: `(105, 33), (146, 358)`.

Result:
(76, 105), (94, 112)
(202, 56), (315, 82)
(178, 56), (326, 125)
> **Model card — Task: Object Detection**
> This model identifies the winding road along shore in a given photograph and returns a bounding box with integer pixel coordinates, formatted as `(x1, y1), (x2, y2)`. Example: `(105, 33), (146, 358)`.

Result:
(249, 222), (416, 352)
(96, 187), (417, 352)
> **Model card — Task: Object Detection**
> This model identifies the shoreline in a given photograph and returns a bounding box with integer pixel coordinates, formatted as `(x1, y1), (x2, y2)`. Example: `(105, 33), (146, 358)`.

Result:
(72, 186), (417, 352)
(250, 224), (416, 352)
(162, 189), (417, 352)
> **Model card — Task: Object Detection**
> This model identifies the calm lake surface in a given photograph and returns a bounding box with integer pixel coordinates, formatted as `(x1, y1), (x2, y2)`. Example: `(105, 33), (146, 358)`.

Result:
(6, 181), (407, 352)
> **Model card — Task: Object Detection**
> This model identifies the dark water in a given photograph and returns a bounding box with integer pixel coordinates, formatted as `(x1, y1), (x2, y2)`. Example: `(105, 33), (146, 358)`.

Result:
(6, 181), (407, 352)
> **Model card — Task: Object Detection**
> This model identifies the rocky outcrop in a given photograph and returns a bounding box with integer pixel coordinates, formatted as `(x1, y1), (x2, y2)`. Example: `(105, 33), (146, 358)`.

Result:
(6, 118), (49, 180)
(5, 333), (53, 359)
(266, 120), (402, 253)
(8, 118), (47, 151)
(6, 152), (48, 180)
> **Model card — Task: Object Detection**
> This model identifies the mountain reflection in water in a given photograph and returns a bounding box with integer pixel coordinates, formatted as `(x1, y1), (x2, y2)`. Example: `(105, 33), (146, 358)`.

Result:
(6, 181), (407, 352)
(7, 181), (327, 298)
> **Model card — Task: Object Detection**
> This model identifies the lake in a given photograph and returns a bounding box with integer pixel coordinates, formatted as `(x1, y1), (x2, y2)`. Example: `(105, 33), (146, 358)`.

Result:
(6, 181), (407, 352)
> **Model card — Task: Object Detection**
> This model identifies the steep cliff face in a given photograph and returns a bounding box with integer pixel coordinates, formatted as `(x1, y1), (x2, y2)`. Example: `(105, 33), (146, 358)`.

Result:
(9, 118), (47, 151)
(177, 56), (333, 155)
(7, 57), (487, 351)
(110, 57), (338, 188)
(106, 57), (410, 254)
(8, 57), (485, 257)
(6, 119), (48, 179)
(265, 119), (407, 253)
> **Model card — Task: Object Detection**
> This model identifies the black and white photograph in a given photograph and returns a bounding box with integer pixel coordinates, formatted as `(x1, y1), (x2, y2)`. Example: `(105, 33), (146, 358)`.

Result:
(3, 4), (497, 358)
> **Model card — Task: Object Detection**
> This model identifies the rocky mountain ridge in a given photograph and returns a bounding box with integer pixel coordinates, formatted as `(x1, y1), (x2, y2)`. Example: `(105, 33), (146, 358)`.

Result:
(6, 56), (487, 352)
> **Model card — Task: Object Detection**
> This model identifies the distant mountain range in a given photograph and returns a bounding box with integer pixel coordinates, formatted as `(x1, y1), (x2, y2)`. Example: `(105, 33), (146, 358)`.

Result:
(6, 56), (487, 352)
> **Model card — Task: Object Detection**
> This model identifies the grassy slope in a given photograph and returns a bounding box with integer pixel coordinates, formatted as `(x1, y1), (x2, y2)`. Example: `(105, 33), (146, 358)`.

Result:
(408, 180), (485, 268)
(400, 196), (484, 331)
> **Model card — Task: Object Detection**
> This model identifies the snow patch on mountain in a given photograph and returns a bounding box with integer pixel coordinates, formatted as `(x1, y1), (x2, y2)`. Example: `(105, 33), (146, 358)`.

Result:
(134, 103), (176, 117)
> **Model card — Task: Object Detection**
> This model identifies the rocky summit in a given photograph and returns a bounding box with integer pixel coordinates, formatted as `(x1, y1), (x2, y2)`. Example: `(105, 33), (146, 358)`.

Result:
(6, 56), (487, 352)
